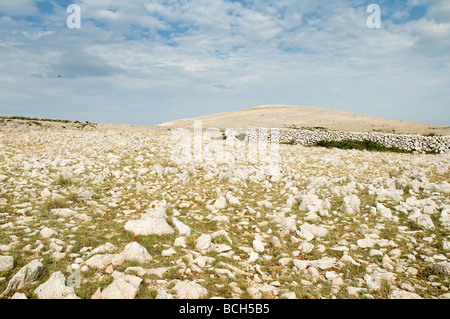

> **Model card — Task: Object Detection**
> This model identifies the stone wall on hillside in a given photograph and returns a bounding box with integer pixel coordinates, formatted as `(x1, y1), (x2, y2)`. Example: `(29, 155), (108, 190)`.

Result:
(240, 127), (450, 153)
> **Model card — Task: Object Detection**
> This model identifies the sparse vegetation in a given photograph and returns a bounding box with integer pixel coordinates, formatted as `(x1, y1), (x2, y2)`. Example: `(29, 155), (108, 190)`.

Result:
(312, 139), (413, 153)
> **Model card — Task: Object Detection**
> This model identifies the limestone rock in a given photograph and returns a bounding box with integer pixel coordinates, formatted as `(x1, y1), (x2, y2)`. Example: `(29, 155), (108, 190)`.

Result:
(0, 255), (14, 272)
(417, 214), (435, 230)
(173, 280), (208, 299)
(2, 259), (43, 296)
(34, 271), (79, 299)
(390, 289), (422, 299)
(51, 208), (77, 218)
(99, 271), (142, 299)
(124, 208), (174, 236)
(40, 227), (57, 239)
(342, 195), (360, 215)
(111, 242), (152, 266)
(196, 234), (212, 253)
(172, 217), (191, 236)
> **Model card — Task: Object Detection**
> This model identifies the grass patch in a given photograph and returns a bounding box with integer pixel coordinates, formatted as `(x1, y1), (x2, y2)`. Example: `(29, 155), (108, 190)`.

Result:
(55, 175), (74, 187)
(312, 139), (413, 154)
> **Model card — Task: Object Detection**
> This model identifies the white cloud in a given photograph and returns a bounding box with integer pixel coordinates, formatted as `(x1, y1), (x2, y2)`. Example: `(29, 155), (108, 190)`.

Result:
(0, 0), (38, 16)
(0, 0), (449, 126)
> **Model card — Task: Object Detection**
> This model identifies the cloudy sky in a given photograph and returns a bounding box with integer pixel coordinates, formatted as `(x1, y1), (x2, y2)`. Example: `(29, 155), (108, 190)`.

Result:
(0, 0), (449, 126)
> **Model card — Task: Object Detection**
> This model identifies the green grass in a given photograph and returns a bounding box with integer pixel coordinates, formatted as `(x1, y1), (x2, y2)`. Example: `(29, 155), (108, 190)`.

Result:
(312, 139), (413, 154)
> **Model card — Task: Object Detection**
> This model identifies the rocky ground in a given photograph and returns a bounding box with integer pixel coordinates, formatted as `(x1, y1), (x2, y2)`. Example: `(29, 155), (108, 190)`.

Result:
(0, 122), (449, 299)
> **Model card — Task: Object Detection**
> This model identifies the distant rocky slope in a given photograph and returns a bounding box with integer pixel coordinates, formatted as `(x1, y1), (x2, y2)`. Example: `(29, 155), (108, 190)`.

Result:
(158, 105), (450, 136)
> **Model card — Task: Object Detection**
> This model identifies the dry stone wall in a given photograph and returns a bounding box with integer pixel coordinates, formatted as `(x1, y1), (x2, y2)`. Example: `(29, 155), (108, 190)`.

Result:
(243, 127), (450, 153)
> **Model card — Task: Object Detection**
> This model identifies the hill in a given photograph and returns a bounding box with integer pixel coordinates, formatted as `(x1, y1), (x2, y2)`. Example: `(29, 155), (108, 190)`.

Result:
(157, 105), (450, 136)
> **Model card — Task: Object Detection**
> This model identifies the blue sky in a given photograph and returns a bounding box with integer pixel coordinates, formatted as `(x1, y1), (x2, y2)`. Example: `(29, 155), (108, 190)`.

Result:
(0, 0), (449, 126)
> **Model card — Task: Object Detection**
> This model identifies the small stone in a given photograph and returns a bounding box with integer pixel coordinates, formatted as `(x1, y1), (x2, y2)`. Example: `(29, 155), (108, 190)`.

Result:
(161, 248), (177, 257)
(342, 195), (360, 215)
(172, 217), (191, 236)
(417, 214), (435, 230)
(248, 251), (259, 263)
(106, 265), (114, 274)
(51, 208), (77, 218)
(173, 280), (207, 299)
(155, 289), (174, 299)
(124, 208), (174, 236)
(0, 256), (14, 272)
(213, 197), (227, 210)
(196, 234), (212, 253)
(357, 238), (376, 248)
(252, 237), (265, 253)
(39, 227), (57, 238)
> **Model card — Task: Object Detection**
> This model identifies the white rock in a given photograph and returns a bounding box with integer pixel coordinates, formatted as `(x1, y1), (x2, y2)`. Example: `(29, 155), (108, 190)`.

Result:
(172, 217), (191, 236)
(340, 254), (361, 266)
(298, 242), (314, 253)
(34, 271), (79, 299)
(51, 208), (77, 218)
(196, 234), (212, 253)
(417, 214), (435, 230)
(40, 227), (57, 239)
(443, 239), (450, 251)
(85, 254), (114, 269)
(100, 272), (142, 299)
(307, 266), (320, 280)
(112, 242), (152, 266)
(155, 289), (174, 299)
(312, 257), (336, 270)
(90, 242), (117, 255)
(40, 188), (51, 198)
(173, 280), (208, 299)
(210, 244), (232, 253)
(247, 287), (262, 299)
(124, 208), (174, 236)
(357, 238), (376, 248)
(342, 195), (360, 215)
(0, 255), (14, 272)
(248, 251), (259, 263)
(299, 222), (328, 239)
(213, 197), (227, 210)
(293, 259), (309, 270)
(161, 248), (177, 257)
(390, 289), (422, 299)
(325, 271), (338, 280)
(432, 261), (450, 279)
(2, 259), (43, 296)
(281, 292), (296, 299)
(376, 202), (392, 219)
(10, 292), (27, 299)
(273, 216), (297, 237)
(174, 237), (187, 248)
(364, 274), (381, 290)
(252, 237), (265, 253)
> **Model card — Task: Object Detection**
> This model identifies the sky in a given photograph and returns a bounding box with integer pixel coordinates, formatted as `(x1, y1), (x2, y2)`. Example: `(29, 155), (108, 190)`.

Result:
(0, 0), (449, 126)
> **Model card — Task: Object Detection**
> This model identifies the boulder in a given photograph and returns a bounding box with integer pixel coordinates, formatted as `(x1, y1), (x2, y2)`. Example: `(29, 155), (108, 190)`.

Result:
(34, 271), (79, 299)
(2, 259), (43, 296)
